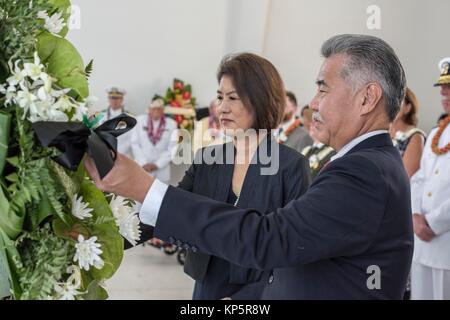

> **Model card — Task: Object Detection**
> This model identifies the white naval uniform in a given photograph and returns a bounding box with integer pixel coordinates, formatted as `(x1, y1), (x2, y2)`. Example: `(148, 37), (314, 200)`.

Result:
(131, 114), (178, 184)
(410, 122), (450, 300)
(99, 107), (135, 159)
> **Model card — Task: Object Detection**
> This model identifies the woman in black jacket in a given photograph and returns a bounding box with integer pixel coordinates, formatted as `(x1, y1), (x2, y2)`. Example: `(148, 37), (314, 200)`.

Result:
(134, 53), (311, 300)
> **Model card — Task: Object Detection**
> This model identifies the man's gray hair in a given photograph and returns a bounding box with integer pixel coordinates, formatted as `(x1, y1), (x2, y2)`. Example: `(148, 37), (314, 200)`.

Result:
(321, 34), (406, 121)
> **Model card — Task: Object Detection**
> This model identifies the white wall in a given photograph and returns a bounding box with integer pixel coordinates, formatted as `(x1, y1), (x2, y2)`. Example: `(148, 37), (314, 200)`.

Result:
(67, 0), (228, 114)
(263, 0), (450, 132)
(224, 0), (270, 54)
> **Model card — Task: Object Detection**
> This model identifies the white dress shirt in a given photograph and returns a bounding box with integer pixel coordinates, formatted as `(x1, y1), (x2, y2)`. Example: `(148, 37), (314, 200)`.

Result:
(330, 130), (388, 162)
(139, 130), (389, 226)
(411, 124), (450, 270)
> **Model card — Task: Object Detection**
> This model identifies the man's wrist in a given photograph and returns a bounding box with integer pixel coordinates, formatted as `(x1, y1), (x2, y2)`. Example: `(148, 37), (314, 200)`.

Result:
(136, 175), (155, 203)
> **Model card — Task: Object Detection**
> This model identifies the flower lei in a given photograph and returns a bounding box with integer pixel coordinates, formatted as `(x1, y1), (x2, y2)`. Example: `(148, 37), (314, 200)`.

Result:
(431, 115), (450, 156)
(278, 119), (302, 144)
(147, 114), (166, 145)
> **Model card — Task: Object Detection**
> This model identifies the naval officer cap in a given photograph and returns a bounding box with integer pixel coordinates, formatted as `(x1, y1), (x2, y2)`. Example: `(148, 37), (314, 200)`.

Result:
(434, 57), (450, 87)
(107, 87), (126, 98)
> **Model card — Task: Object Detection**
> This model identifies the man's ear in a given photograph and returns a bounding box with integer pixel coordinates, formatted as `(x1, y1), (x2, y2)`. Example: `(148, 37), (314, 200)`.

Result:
(360, 83), (383, 115)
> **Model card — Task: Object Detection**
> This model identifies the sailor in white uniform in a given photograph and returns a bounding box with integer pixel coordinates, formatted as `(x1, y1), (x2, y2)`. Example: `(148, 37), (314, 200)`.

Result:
(131, 98), (178, 184)
(411, 58), (450, 300)
(99, 87), (135, 158)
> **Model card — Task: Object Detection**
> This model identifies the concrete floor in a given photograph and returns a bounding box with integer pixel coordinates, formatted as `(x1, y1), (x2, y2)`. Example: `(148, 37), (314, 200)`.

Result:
(106, 244), (194, 300)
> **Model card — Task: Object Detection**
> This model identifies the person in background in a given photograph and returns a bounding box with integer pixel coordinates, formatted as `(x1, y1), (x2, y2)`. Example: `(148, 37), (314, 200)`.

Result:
(192, 99), (226, 153)
(274, 91), (313, 153)
(410, 57), (450, 300)
(131, 98), (178, 184)
(301, 123), (336, 179)
(99, 87), (135, 158)
(390, 87), (426, 178)
(437, 113), (448, 127)
(389, 87), (426, 300)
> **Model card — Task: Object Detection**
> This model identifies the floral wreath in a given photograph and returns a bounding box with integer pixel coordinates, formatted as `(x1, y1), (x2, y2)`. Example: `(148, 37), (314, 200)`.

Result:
(0, 0), (140, 300)
(154, 78), (196, 133)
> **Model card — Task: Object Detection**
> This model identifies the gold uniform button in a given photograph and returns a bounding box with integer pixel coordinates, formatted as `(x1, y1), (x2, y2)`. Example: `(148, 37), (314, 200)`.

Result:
(427, 192), (432, 197)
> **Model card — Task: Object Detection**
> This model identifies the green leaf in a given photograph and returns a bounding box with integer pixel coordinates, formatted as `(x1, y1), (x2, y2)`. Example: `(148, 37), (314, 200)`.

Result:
(5, 173), (18, 183)
(0, 112), (11, 176)
(0, 186), (24, 239)
(37, 32), (89, 100)
(6, 157), (19, 168)
(25, 190), (56, 231)
(79, 181), (123, 280)
(0, 228), (23, 299)
(82, 278), (108, 300)
(0, 57), (8, 84)
(84, 59), (94, 79)
(0, 231), (11, 299)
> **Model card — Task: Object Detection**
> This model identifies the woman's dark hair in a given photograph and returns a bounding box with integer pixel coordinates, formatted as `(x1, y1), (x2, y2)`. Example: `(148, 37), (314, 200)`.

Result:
(217, 53), (285, 130)
(402, 87), (419, 126)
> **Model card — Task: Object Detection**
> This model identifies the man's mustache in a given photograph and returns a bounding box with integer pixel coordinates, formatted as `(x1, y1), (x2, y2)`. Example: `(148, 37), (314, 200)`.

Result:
(313, 112), (324, 123)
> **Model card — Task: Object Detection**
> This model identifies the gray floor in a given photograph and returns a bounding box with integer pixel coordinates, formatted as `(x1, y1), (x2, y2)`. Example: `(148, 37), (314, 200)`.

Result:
(106, 244), (194, 300)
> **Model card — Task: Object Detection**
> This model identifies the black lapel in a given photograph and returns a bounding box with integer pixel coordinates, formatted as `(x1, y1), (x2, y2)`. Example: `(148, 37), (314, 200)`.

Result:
(214, 143), (234, 202)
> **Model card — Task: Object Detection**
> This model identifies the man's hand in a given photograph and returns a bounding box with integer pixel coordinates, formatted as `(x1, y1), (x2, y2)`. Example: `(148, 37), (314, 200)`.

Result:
(413, 213), (436, 242)
(143, 163), (158, 172)
(84, 153), (154, 203)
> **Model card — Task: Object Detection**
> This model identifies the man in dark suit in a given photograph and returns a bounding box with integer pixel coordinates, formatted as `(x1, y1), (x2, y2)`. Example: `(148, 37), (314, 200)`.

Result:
(86, 34), (414, 299)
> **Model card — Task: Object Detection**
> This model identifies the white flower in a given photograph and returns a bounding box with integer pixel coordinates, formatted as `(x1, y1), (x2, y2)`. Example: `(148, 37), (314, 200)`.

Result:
(0, 85), (16, 106)
(53, 265), (83, 300)
(118, 213), (141, 246)
(72, 102), (88, 122)
(34, 74), (55, 100)
(6, 60), (26, 87)
(110, 196), (141, 246)
(23, 52), (44, 81)
(16, 84), (37, 116)
(74, 235), (104, 271)
(54, 283), (82, 300)
(37, 10), (48, 19)
(53, 94), (76, 112)
(40, 73), (55, 93)
(71, 194), (93, 220)
(109, 195), (131, 221)
(40, 11), (66, 35)
(47, 105), (70, 122)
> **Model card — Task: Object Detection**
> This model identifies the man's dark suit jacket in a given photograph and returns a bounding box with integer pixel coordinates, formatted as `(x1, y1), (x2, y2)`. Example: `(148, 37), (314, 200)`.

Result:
(178, 138), (310, 299)
(152, 133), (414, 299)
